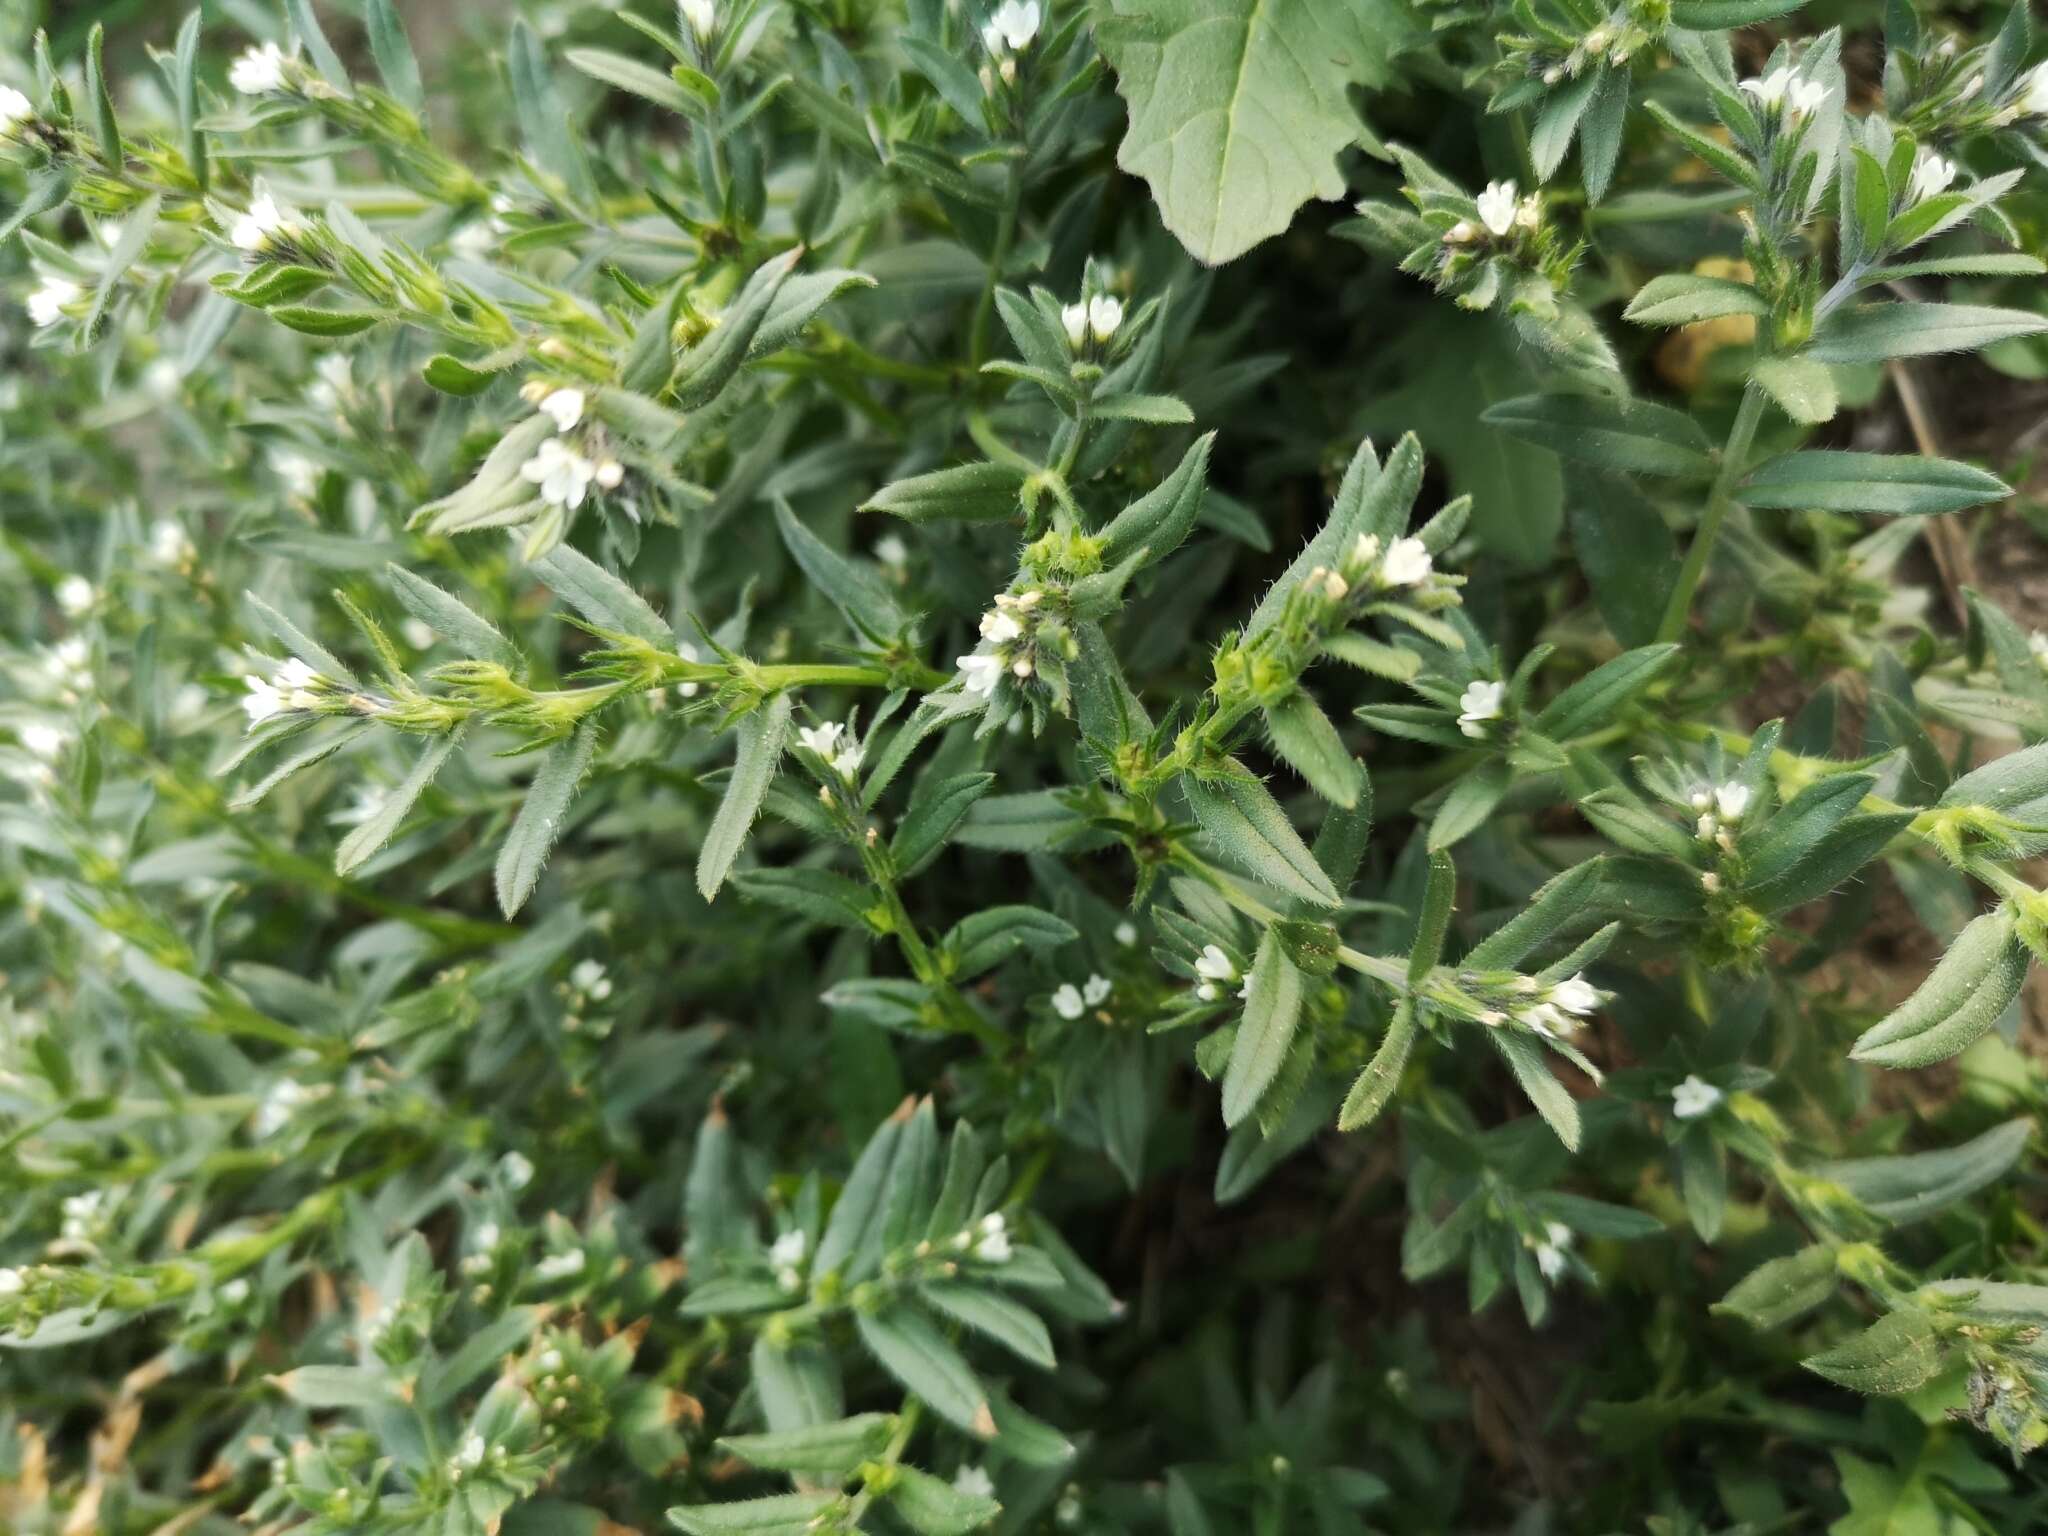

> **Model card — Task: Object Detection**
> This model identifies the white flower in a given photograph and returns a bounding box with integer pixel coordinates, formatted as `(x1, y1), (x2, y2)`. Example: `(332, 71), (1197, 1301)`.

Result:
(1061, 301), (1089, 348)
(20, 722), (66, 761)
(986, 0), (1041, 52)
(1115, 921), (1138, 946)
(1083, 973), (1111, 1007)
(1909, 150), (1957, 203)
(676, 642), (702, 698)
(1378, 536), (1432, 587)
(309, 353), (353, 410)
(1786, 77), (1828, 119)
(680, 0), (717, 41)
(253, 1079), (307, 1137)
(770, 1229), (807, 1269)
(218, 1277), (251, 1305)
(980, 609), (1024, 644)
(500, 1151), (535, 1189)
(1442, 220), (1477, 246)
(474, 1222), (501, 1252)
(954, 1465), (996, 1500)
(957, 652), (1004, 696)
(0, 1267), (20, 1296)
(27, 277), (78, 328)
(230, 191), (298, 253)
(832, 744), (863, 777)
(1550, 972), (1599, 1016)
(1671, 1074), (1723, 1120)
(875, 534), (909, 568)
(1475, 180), (1518, 238)
(2022, 61), (2048, 116)
(272, 450), (318, 498)
(519, 437), (599, 510)
(1514, 194), (1542, 232)
(1194, 944), (1235, 983)
(456, 1433), (487, 1470)
(1739, 67), (1793, 109)
(1051, 983), (1085, 1020)
(1713, 782), (1751, 822)
(229, 41), (292, 95)
(242, 675), (285, 727)
(1457, 679), (1505, 738)
(452, 220), (496, 259)
(974, 1213), (1012, 1263)
(1517, 1001), (1573, 1039)
(1087, 293), (1124, 343)
(1533, 1220), (1572, 1280)
(150, 519), (194, 566)
(798, 721), (845, 758)
(0, 85), (33, 132)
(534, 1249), (587, 1282)
(55, 575), (94, 616)
(595, 459), (625, 490)
(538, 387), (585, 432)
(570, 959), (613, 1001)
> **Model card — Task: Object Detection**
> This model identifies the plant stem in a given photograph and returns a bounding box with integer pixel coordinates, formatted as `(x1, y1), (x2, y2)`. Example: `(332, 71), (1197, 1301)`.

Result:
(1656, 384), (1767, 646)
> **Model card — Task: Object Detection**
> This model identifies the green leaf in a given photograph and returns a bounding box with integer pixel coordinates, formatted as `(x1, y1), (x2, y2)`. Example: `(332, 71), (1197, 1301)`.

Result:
(335, 729), (463, 875)
(1221, 928), (1305, 1128)
(1751, 356), (1838, 425)
(1803, 1309), (1945, 1395)
(1181, 767), (1341, 908)
(1534, 644), (1679, 740)
(1465, 860), (1604, 969)
(919, 1282), (1056, 1370)
(670, 248), (801, 407)
(814, 1105), (905, 1279)
(496, 720), (600, 917)
(888, 1465), (1003, 1536)
(862, 461), (1026, 523)
(285, 0), (350, 88)
(1338, 1000), (1419, 1131)
(666, 1492), (838, 1534)
(1566, 467), (1678, 648)
(1812, 1119), (2033, 1225)
(945, 906), (1079, 980)
(699, 695), (793, 900)
(365, 0), (425, 112)
(1805, 302), (2048, 364)
(1714, 1244), (1840, 1330)
(565, 47), (701, 114)
(422, 353), (507, 396)
(716, 1414), (893, 1475)
(529, 544), (672, 646)
(1849, 906), (2031, 1068)
(1623, 274), (1769, 327)
(891, 772), (994, 876)
(855, 1305), (995, 1438)
(509, 19), (595, 205)
(1735, 772), (1873, 889)
(1427, 759), (1509, 852)
(1096, 433), (1215, 572)
(1530, 69), (1597, 181)
(1669, 0), (1804, 24)
(773, 499), (905, 645)
(1262, 690), (1364, 808)
(384, 565), (518, 667)
(1407, 851), (1456, 983)
(1096, 0), (1409, 265)
(268, 306), (383, 338)
(1483, 394), (1716, 479)
(1735, 451), (2011, 517)
(1489, 1029), (1580, 1149)
(83, 24), (121, 170)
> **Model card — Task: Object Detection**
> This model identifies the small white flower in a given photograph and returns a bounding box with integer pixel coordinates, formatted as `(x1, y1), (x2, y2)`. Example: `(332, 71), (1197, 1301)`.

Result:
(1051, 983), (1085, 1020)
(1909, 149), (1957, 204)
(980, 609), (1024, 644)
(798, 720), (846, 758)
(538, 387), (585, 432)
(1457, 679), (1505, 738)
(150, 518), (194, 566)
(242, 675), (285, 727)
(1786, 77), (1828, 119)
(0, 86), (33, 132)
(1083, 973), (1111, 1007)
(55, 575), (94, 616)
(1517, 1001), (1572, 1039)
(1550, 972), (1599, 1017)
(954, 1465), (996, 1501)
(595, 459), (625, 490)
(1701, 871), (1722, 894)
(1533, 1220), (1572, 1280)
(1713, 782), (1751, 822)
(1114, 921), (1138, 947)
(1378, 536), (1433, 587)
(0, 1267), (20, 1296)
(987, 0), (1041, 52)
(1739, 67), (1793, 109)
(1087, 293), (1124, 343)
(676, 641), (702, 699)
(957, 652), (1004, 696)
(1442, 220), (1478, 246)
(1350, 533), (1381, 570)
(973, 1214), (1012, 1263)
(401, 619), (435, 652)
(219, 1277), (251, 1305)
(1061, 301), (1089, 348)
(1513, 194), (1542, 232)
(474, 1222), (501, 1252)
(875, 534), (909, 568)
(1671, 1074), (1723, 1120)
(770, 1229), (807, 1269)
(456, 1433), (487, 1470)
(229, 41), (292, 95)
(230, 191), (298, 254)
(1194, 944), (1235, 983)
(1475, 180), (1518, 238)
(20, 722), (66, 761)
(253, 1079), (307, 1138)
(534, 1249), (586, 1282)
(2022, 61), (2048, 116)
(452, 221), (496, 259)
(680, 0), (717, 41)
(272, 450), (318, 498)
(500, 1151), (535, 1189)
(570, 959), (613, 1001)
(27, 277), (78, 328)
(519, 437), (599, 510)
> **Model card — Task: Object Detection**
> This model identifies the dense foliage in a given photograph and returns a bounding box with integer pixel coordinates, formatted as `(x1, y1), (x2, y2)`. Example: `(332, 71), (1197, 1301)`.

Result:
(6, 0), (2048, 1531)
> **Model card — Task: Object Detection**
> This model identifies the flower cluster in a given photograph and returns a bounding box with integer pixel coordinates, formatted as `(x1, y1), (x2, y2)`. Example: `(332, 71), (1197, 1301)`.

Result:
(979, 0), (1041, 90)
(1472, 971), (1603, 1039)
(797, 719), (864, 780)
(1739, 67), (1831, 122)
(1060, 291), (1124, 352)
(1050, 973), (1111, 1018)
(1446, 179), (1542, 247)
(516, 386), (623, 512)
(1691, 781), (1750, 852)
(1193, 944), (1243, 1003)
(228, 40), (296, 96)
(957, 588), (1046, 696)
(241, 657), (328, 729)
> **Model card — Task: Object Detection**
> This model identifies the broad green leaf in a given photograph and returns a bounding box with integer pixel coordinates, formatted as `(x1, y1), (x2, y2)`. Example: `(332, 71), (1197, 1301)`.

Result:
(862, 461), (1026, 523)
(671, 249), (800, 407)
(1803, 1309), (1945, 1395)
(1850, 906), (2031, 1068)
(699, 694), (793, 900)
(1262, 690), (1364, 807)
(529, 544), (672, 646)
(1565, 467), (1678, 648)
(1095, 0), (1409, 265)
(773, 499), (905, 645)
(1427, 758), (1509, 852)
(891, 771), (994, 875)
(1181, 766), (1340, 907)
(1751, 356), (1838, 425)
(565, 47), (702, 115)
(1806, 302), (2048, 364)
(365, 0), (425, 112)
(1464, 861), (1604, 969)
(716, 1414), (892, 1474)
(1489, 1029), (1581, 1149)
(1096, 433), (1215, 571)
(384, 565), (519, 667)
(1735, 451), (2011, 517)
(496, 719), (600, 917)
(1483, 395), (1715, 479)
(1714, 1244), (1840, 1330)
(855, 1304), (994, 1437)
(508, 19), (595, 205)
(1670, 0), (1804, 24)
(1533, 644), (1679, 740)
(666, 1492), (838, 1534)
(1221, 928), (1304, 1128)
(919, 1282), (1056, 1370)
(888, 1464), (1003, 1536)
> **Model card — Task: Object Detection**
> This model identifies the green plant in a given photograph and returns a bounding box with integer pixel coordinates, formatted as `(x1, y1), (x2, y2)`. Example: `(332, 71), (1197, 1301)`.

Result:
(6, 0), (2048, 1531)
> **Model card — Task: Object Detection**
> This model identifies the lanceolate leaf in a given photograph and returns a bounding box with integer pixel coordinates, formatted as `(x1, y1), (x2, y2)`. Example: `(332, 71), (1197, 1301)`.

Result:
(496, 719), (600, 917)
(1221, 928), (1304, 1127)
(1812, 1119), (2032, 1225)
(1735, 451), (2012, 517)
(1181, 767), (1341, 907)
(1849, 906), (2030, 1068)
(1805, 302), (2048, 364)
(699, 694), (794, 900)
